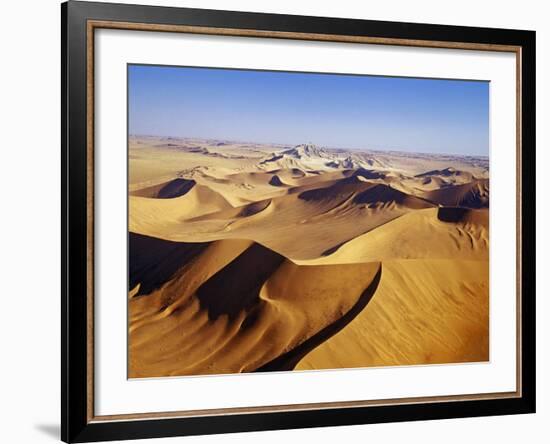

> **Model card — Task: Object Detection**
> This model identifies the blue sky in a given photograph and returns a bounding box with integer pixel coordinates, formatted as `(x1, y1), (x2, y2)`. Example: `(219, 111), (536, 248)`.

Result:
(128, 64), (489, 156)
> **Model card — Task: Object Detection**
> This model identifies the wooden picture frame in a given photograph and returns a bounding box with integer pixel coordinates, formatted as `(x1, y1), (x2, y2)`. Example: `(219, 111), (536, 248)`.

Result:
(62, 1), (536, 442)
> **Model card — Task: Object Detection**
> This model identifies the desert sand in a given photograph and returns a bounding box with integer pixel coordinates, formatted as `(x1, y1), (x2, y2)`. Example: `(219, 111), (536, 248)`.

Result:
(128, 136), (489, 378)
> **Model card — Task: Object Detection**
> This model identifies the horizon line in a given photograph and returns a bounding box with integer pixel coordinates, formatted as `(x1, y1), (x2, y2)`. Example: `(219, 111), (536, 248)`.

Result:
(129, 133), (490, 159)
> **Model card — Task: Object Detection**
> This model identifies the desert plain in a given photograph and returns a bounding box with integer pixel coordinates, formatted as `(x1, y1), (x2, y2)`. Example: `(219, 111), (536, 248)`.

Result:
(128, 135), (489, 378)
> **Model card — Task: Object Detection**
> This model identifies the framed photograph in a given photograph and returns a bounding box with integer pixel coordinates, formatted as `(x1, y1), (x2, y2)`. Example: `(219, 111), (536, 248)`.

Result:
(62, 1), (536, 442)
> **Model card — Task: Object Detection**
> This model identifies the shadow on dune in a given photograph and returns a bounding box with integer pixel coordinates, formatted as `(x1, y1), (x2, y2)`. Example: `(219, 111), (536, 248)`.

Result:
(436, 206), (489, 226)
(255, 265), (382, 372)
(424, 179), (489, 208)
(129, 232), (209, 296)
(321, 242), (346, 257)
(268, 174), (286, 186)
(297, 176), (369, 202)
(237, 199), (271, 218)
(157, 178), (196, 198)
(131, 178), (197, 198)
(297, 179), (433, 210)
(437, 206), (472, 223)
(196, 243), (286, 320)
(415, 167), (473, 179)
(351, 168), (386, 180)
(353, 184), (433, 209)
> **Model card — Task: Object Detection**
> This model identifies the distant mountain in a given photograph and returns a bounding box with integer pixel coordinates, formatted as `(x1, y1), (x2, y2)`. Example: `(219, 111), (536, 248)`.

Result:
(280, 143), (330, 159)
(257, 143), (392, 174)
(258, 143), (333, 171)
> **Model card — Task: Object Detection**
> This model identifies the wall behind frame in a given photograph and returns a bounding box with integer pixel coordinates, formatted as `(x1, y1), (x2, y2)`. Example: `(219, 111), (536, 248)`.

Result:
(0, 0), (547, 443)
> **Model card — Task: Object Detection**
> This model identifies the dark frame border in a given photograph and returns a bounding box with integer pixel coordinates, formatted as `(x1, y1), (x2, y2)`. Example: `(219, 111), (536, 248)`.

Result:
(62, 1), (536, 442)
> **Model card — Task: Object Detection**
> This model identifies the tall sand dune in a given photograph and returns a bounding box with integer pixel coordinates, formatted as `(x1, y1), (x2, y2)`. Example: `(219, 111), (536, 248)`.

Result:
(296, 259), (488, 370)
(129, 236), (381, 377)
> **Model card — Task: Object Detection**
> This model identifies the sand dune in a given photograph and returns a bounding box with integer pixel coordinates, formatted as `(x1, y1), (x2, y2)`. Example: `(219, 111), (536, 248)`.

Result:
(423, 179), (489, 208)
(296, 259), (488, 370)
(298, 207), (488, 264)
(415, 166), (475, 184)
(188, 198), (274, 222)
(129, 235), (381, 377)
(131, 176), (430, 260)
(129, 181), (233, 230)
(298, 178), (435, 211)
(128, 137), (490, 378)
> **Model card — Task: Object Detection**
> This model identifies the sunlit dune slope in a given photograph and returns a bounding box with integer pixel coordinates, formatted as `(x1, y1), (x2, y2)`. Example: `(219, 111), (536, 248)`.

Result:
(129, 179), (234, 225)
(296, 259), (489, 370)
(297, 207), (488, 264)
(292, 204), (489, 370)
(128, 234), (381, 377)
